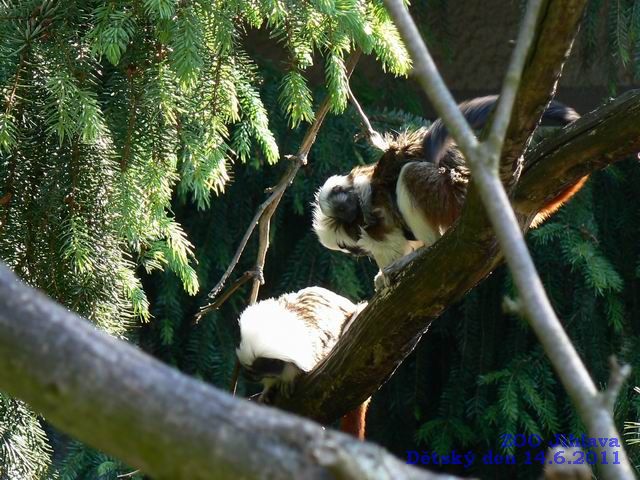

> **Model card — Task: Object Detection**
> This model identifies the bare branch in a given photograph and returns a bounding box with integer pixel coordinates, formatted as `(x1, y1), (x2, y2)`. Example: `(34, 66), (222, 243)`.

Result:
(602, 356), (632, 413)
(0, 264), (459, 480)
(347, 87), (389, 151)
(495, 0), (588, 183)
(204, 51), (361, 301)
(486, 0), (544, 166)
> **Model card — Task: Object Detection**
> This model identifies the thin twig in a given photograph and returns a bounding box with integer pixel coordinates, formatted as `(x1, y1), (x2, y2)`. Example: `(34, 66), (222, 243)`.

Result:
(347, 86), (388, 151)
(117, 470), (140, 479)
(204, 51), (362, 301)
(602, 356), (632, 412)
(384, 1), (634, 478)
(486, 0), (544, 168)
(194, 269), (260, 323)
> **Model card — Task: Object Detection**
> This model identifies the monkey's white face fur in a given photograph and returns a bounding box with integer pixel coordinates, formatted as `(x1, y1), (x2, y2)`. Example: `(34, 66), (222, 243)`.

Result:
(313, 174), (362, 253)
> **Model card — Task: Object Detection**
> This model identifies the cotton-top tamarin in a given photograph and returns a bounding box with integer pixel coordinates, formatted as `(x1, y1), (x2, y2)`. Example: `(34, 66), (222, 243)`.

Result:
(313, 95), (586, 287)
(236, 286), (370, 438)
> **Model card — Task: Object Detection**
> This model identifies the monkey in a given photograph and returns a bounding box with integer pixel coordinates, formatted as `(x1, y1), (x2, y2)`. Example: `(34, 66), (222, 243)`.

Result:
(235, 286), (370, 439)
(313, 95), (586, 288)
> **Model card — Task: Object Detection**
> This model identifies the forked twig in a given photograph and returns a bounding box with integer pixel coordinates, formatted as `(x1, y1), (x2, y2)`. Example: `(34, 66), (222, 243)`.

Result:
(196, 51), (363, 394)
(203, 51), (362, 303)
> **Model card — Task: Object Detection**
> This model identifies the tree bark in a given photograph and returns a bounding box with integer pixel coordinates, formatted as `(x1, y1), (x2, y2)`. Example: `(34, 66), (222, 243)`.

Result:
(496, 0), (587, 185)
(0, 265), (459, 480)
(277, 91), (640, 424)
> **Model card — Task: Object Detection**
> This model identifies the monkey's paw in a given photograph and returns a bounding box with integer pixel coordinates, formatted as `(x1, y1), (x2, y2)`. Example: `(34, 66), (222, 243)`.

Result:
(376, 248), (426, 292)
(374, 270), (391, 292)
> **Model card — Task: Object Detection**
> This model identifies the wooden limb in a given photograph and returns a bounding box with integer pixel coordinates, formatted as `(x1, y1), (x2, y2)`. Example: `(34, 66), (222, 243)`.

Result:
(0, 264), (456, 480)
(495, 0), (588, 186)
(514, 90), (640, 213)
(602, 356), (631, 413)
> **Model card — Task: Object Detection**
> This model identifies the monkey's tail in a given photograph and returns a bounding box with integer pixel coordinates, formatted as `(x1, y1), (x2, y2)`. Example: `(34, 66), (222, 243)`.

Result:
(529, 101), (583, 227)
(340, 398), (371, 440)
(530, 175), (589, 228)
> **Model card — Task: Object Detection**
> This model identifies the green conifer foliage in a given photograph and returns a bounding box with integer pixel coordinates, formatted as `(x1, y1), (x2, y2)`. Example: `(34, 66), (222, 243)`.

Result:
(0, 0), (409, 477)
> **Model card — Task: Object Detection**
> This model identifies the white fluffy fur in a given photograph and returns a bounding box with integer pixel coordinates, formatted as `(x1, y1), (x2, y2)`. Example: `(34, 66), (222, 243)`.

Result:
(397, 163), (442, 247)
(316, 174), (350, 210)
(236, 299), (318, 372)
(357, 227), (417, 269)
(312, 206), (359, 253)
(313, 175), (360, 253)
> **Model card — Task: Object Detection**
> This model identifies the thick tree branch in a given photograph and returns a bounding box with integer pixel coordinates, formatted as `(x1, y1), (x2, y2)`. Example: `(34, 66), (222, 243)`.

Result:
(495, 0), (587, 184)
(278, 91), (640, 425)
(515, 89), (640, 213)
(0, 264), (458, 480)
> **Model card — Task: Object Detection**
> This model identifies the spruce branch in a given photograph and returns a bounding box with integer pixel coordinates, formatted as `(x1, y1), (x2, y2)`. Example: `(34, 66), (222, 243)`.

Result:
(0, 264), (458, 480)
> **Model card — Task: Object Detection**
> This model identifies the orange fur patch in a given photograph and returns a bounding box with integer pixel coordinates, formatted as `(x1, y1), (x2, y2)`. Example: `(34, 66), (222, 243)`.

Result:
(531, 176), (589, 228)
(339, 398), (371, 440)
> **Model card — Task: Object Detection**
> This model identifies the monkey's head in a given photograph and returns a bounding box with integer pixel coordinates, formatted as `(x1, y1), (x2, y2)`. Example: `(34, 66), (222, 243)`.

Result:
(312, 167), (376, 256)
(317, 174), (362, 224)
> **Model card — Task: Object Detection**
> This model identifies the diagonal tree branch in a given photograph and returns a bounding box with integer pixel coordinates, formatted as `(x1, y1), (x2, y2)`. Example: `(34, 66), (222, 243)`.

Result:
(0, 264), (460, 480)
(486, 0), (544, 168)
(515, 90), (640, 213)
(278, 86), (640, 425)
(494, 0), (588, 185)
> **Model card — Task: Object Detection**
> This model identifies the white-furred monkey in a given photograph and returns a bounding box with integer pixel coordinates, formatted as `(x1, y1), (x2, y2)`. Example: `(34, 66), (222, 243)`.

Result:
(313, 95), (587, 288)
(236, 286), (370, 439)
